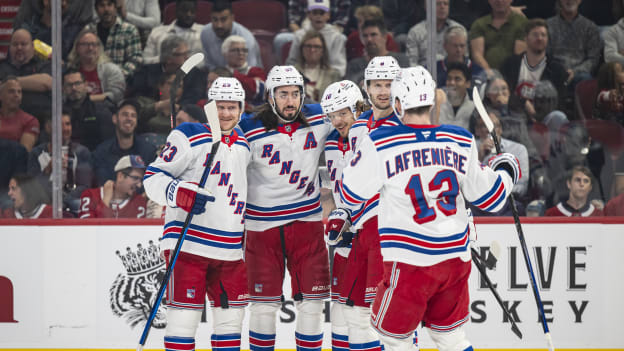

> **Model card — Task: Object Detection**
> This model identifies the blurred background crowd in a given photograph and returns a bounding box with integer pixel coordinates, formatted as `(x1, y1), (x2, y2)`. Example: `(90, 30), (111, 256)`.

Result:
(0, 0), (623, 219)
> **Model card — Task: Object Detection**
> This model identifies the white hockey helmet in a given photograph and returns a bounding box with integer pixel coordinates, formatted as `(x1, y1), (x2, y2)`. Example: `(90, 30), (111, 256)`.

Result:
(391, 66), (436, 119)
(208, 77), (246, 107)
(266, 65), (305, 121)
(208, 77), (246, 132)
(321, 80), (364, 116)
(364, 56), (401, 88)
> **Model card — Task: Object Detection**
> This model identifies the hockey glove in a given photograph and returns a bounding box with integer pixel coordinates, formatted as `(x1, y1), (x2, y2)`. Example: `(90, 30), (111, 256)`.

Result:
(488, 152), (521, 185)
(325, 208), (352, 247)
(167, 179), (215, 214)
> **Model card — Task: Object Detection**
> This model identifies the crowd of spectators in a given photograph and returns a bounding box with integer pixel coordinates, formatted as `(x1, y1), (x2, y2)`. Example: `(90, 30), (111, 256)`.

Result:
(1, 0), (624, 219)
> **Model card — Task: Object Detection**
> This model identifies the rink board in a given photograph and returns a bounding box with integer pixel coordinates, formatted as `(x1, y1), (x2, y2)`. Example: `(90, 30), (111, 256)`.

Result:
(0, 218), (623, 350)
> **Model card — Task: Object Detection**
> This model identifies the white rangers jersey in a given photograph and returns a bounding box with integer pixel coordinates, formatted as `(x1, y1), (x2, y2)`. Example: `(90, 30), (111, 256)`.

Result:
(324, 129), (355, 258)
(340, 123), (514, 267)
(345, 109), (402, 231)
(239, 104), (331, 231)
(143, 123), (250, 261)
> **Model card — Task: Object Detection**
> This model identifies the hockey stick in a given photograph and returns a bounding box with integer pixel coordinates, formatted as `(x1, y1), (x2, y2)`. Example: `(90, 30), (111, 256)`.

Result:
(169, 52), (205, 128)
(137, 100), (221, 351)
(471, 248), (522, 339)
(472, 87), (554, 351)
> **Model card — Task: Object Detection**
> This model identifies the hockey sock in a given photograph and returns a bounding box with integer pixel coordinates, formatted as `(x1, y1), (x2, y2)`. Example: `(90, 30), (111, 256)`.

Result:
(164, 336), (195, 351)
(211, 333), (241, 351)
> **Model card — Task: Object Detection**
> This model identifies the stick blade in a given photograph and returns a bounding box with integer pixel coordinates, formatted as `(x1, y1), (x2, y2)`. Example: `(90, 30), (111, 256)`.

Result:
(472, 86), (494, 133)
(181, 53), (204, 73)
(204, 100), (221, 142)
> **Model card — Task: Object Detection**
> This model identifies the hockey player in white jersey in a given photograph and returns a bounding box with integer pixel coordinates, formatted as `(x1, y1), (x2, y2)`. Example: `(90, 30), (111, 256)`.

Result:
(338, 67), (521, 351)
(325, 56), (401, 351)
(320, 80), (371, 351)
(143, 77), (250, 351)
(238, 65), (332, 351)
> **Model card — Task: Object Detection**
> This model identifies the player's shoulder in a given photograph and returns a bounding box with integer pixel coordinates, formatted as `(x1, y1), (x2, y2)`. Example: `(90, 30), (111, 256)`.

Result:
(175, 122), (212, 138)
(326, 129), (341, 142)
(302, 103), (327, 126)
(232, 127), (251, 151)
(238, 114), (264, 132)
(434, 124), (474, 147)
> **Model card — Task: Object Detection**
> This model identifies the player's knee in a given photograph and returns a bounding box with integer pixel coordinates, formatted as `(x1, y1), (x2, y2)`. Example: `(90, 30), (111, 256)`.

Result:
(378, 334), (416, 351)
(249, 302), (281, 316)
(212, 307), (245, 334)
(342, 305), (372, 329)
(428, 326), (472, 351)
(165, 308), (202, 337)
(295, 299), (324, 315)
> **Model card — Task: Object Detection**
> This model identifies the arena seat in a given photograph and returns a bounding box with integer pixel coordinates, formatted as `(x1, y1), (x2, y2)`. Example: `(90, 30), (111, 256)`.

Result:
(163, 0), (213, 24)
(280, 41), (292, 65)
(574, 79), (598, 120)
(584, 119), (624, 156)
(253, 29), (277, 71)
(232, 0), (287, 34)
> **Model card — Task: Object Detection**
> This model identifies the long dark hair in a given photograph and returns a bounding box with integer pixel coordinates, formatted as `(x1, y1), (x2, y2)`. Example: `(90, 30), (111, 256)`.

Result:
(12, 173), (50, 212)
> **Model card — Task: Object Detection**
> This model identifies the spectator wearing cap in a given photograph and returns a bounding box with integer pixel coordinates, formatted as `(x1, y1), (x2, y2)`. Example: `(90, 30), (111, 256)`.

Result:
(143, 0), (203, 65)
(345, 19), (409, 87)
(285, 0), (347, 76)
(200, 0), (263, 70)
(67, 28), (126, 104)
(406, 0), (463, 67)
(92, 99), (157, 185)
(0, 29), (53, 122)
(63, 69), (116, 150)
(79, 154), (148, 218)
(222, 35), (267, 109)
(84, 0), (143, 80)
(0, 76), (39, 152)
(436, 25), (486, 89)
(27, 110), (92, 214)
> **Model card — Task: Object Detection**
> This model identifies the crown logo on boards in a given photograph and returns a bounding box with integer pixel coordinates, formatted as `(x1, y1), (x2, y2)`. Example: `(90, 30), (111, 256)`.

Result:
(116, 240), (165, 275)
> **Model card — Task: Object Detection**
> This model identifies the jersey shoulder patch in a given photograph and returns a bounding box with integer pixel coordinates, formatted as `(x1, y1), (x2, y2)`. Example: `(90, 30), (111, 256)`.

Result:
(176, 121), (212, 138)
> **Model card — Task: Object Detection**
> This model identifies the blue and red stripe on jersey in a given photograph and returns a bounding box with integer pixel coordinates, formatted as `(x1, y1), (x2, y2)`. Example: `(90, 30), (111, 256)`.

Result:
(339, 181), (367, 207)
(350, 194), (379, 227)
(378, 225), (469, 256)
(471, 175), (507, 212)
(144, 165), (174, 181)
(163, 221), (243, 250)
(245, 195), (322, 222)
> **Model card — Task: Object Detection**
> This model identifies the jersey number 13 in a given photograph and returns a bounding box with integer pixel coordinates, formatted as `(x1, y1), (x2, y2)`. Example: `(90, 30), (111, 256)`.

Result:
(405, 169), (459, 224)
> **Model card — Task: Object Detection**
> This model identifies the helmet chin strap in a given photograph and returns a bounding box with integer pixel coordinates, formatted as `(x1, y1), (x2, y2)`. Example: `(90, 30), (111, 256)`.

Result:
(269, 89), (302, 123)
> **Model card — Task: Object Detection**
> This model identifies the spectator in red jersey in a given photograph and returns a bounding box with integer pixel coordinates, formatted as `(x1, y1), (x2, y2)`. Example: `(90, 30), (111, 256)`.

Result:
(0, 76), (39, 152)
(545, 165), (603, 217)
(1, 173), (52, 219)
(79, 155), (147, 218)
(604, 192), (624, 216)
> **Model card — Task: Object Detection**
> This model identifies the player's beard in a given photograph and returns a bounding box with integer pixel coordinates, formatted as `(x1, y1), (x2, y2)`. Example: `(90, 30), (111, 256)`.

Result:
(279, 104), (299, 121)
